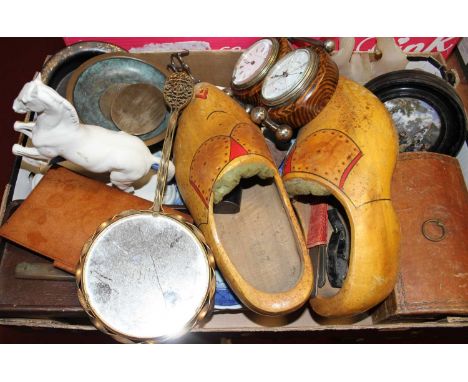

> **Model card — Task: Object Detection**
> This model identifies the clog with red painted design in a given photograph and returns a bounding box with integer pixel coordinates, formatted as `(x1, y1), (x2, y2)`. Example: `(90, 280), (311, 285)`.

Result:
(173, 83), (313, 316)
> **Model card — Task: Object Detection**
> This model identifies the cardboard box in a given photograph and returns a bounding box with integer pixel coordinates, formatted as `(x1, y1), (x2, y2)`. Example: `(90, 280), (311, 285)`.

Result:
(1, 50), (468, 338)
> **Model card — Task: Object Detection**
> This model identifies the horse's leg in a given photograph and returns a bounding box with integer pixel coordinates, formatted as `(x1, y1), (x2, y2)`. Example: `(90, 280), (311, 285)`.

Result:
(14, 121), (35, 138)
(12, 144), (49, 160)
(110, 170), (135, 193)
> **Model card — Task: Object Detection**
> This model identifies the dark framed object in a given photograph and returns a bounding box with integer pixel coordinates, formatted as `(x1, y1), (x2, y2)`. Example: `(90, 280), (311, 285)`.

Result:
(365, 70), (467, 157)
(41, 41), (126, 96)
(406, 55), (457, 86)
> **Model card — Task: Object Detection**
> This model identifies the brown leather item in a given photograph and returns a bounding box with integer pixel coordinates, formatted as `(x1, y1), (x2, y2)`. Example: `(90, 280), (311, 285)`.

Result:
(0, 167), (190, 274)
(373, 152), (468, 323)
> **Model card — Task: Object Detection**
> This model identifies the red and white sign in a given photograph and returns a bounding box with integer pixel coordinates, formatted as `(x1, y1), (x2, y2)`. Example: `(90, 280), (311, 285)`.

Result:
(353, 37), (460, 58)
(64, 37), (460, 58)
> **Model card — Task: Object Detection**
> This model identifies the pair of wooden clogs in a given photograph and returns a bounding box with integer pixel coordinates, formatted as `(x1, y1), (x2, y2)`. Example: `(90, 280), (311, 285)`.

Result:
(173, 79), (400, 318)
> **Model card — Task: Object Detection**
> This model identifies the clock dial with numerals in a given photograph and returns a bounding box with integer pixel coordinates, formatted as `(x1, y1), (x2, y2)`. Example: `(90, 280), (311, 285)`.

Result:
(258, 45), (339, 130)
(231, 38), (278, 89)
(261, 48), (317, 105)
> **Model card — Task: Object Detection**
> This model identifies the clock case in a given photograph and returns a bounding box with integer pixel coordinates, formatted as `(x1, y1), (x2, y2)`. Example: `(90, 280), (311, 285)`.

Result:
(262, 45), (339, 130)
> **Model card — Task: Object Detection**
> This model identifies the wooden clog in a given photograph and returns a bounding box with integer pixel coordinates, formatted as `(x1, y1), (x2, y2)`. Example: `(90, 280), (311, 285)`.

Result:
(282, 77), (400, 317)
(173, 83), (313, 315)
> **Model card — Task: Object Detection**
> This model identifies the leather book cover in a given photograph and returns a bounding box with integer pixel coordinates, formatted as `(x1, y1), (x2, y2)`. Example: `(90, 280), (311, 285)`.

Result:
(0, 166), (189, 274)
(373, 152), (468, 323)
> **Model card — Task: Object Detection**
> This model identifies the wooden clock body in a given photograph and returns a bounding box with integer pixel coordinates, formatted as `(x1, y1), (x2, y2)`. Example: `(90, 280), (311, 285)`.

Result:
(264, 46), (339, 130)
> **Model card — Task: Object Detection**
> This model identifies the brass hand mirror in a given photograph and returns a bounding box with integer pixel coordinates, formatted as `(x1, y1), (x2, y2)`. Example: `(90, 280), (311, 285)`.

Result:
(76, 53), (215, 344)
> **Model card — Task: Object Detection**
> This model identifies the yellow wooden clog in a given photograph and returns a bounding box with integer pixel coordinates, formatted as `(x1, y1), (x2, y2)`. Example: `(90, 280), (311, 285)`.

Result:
(173, 83), (313, 315)
(283, 77), (401, 317)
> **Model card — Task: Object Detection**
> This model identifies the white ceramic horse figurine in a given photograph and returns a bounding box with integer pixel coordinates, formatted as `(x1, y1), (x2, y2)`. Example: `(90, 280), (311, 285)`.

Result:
(12, 73), (174, 192)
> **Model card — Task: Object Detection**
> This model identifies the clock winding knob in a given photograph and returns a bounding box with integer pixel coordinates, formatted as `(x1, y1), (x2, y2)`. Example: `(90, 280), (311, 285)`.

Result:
(323, 39), (336, 53)
(244, 104), (254, 114)
(250, 106), (293, 142)
(223, 87), (234, 97)
(275, 125), (294, 142)
(250, 106), (268, 124)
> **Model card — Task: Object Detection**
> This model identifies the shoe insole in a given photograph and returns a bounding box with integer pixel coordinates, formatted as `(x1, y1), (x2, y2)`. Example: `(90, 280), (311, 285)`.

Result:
(214, 177), (302, 294)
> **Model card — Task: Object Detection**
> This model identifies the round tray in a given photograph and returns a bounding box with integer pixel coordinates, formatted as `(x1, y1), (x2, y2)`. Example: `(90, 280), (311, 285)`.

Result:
(41, 41), (126, 96)
(66, 53), (168, 146)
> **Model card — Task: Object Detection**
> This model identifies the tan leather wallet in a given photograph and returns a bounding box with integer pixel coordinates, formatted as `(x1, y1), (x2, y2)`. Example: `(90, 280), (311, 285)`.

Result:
(373, 152), (468, 322)
(0, 167), (190, 274)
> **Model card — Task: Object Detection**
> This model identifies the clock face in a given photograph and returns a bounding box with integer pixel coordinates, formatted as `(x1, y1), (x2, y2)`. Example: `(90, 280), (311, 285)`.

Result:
(232, 39), (275, 87)
(261, 48), (312, 103)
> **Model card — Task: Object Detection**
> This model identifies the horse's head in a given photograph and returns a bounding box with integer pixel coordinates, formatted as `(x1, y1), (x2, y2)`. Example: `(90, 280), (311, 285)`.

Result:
(13, 73), (47, 114)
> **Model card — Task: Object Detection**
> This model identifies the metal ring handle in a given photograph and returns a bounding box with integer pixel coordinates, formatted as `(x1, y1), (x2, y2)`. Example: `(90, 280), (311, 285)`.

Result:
(167, 50), (199, 83)
(421, 219), (447, 242)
